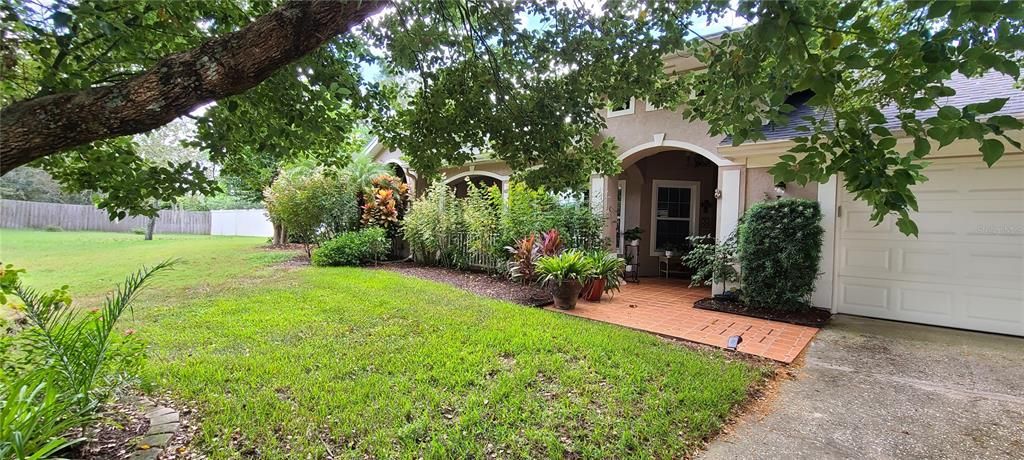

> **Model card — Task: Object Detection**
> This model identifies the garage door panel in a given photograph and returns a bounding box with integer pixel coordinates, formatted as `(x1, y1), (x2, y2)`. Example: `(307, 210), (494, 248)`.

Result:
(965, 290), (1023, 325)
(899, 288), (953, 316)
(964, 250), (1024, 283)
(900, 249), (954, 276)
(837, 277), (1023, 335)
(836, 156), (1024, 336)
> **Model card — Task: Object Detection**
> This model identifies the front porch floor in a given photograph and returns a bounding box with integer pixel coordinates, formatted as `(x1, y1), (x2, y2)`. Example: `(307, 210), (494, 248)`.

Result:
(552, 279), (818, 363)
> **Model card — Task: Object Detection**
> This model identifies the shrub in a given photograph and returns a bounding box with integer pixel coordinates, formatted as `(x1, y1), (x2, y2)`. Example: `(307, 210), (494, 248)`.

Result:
(404, 180), (605, 271)
(683, 233), (739, 295)
(312, 228), (390, 267)
(737, 199), (823, 311)
(131, 227), (145, 235)
(402, 181), (465, 265)
(360, 174), (410, 237)
(43, 225), (62, 232)
(265, 168), (359, 256)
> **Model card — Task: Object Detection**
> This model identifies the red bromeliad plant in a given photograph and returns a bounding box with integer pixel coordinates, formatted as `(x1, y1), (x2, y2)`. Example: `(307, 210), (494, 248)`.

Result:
(506, 229), (564, 284)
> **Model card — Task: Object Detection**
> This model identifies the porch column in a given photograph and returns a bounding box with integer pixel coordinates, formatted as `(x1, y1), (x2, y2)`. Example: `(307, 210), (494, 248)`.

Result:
(812, 175), (839, 311)
(715, 166), (744, 293)
(590, 174), (618, 250)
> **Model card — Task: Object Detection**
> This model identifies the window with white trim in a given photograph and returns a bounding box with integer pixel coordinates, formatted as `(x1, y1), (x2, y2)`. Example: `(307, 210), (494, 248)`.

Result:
(651, 180), (699, 254)
(607, 97), (635, 118)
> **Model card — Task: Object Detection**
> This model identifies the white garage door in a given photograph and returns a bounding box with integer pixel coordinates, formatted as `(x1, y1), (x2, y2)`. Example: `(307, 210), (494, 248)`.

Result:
(835, 156), (1024, 336)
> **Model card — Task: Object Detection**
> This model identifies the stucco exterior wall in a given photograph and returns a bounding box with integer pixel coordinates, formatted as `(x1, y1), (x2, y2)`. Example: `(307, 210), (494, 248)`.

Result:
(603, 100), (726, 159)
(440, 162), (514, 180)
(744, 167), (819, 210)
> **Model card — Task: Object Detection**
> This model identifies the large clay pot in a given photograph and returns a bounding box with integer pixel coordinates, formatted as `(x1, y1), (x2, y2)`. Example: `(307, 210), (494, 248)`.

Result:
(585, 278), (606, 301)
(579, 280), (594, 299)
(552, 280), (584, 310)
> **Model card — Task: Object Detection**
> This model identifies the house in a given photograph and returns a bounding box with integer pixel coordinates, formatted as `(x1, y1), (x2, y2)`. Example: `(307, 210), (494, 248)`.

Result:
(365, 53), (1024, 337)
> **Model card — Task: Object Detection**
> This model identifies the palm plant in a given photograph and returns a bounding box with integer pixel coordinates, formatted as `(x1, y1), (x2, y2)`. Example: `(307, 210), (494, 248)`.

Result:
(535, 250), (593, 309)
(15, 260), (174, 408)
(584, 251), (626, 297)
(1, 260), (173, 459)
(342, 153), (391, 192)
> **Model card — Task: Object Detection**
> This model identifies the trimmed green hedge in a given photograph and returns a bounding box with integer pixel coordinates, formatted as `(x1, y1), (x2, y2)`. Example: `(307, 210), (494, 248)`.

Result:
(738, 199), (823, 311)
(312, 228), (390, 267)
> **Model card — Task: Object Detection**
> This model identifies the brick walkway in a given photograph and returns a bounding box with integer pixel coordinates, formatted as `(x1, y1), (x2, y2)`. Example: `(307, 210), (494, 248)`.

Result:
(552, 279), (818, 363)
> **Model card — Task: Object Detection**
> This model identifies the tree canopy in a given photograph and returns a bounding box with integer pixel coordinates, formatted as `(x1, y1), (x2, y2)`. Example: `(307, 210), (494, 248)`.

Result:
(1, 0), (1022, 233)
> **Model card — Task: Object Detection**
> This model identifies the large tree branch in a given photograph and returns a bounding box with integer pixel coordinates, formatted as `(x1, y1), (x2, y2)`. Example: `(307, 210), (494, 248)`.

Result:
(1, 0), (387, 174)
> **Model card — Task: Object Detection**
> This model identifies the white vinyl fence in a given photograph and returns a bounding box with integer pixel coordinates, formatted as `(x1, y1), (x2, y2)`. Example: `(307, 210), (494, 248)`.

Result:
(0, 199), (210, 234)
(210, 209), (274, 237)
(0, 199), (274, 237)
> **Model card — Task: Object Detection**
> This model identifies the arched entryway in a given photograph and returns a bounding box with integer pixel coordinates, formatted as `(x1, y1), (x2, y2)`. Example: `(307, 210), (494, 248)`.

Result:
(605, 146), (724, 278)
(444, 171), (508, 198)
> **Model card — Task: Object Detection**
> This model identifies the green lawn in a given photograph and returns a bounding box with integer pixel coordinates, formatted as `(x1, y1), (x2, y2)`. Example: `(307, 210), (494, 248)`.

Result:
(2, 229), (764, 459)
(0, 229), (295, 305)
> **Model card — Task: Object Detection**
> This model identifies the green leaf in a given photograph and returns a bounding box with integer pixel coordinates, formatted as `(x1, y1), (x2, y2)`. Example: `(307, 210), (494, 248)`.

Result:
(912, 137), (931, 158)
(987, 115), (1024, 130)
(877, 137), (897, 150)
(973, 97), (1008, 114)
(910, 98), (933, 110)
(871, 126), (892, 137)
(52, 11), (72, 29)
(896, 216), (919, 237)
(844, 53), (870, 69)
(980, 138), (1005, 166)
(838, 2), (861, 20)
(926, 0), (955, 19)
(937, 106), (961, 121)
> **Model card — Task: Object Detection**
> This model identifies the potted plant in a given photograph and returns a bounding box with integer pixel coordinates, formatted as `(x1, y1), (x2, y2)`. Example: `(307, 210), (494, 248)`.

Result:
(624, 227), (643, 246)
(582, 251), (626, 301)
(535, 250), (593, 309)
(663, 242), (680, 258)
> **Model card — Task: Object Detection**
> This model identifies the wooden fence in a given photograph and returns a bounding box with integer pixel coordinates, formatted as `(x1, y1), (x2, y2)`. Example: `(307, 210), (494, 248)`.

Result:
(0, 199), (210, 234)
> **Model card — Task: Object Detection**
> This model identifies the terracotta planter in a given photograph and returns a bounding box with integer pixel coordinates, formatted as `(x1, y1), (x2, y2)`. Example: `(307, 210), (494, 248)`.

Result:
(552, 280), (584, 310)
(579, 280), (594, 299)
(585, 278), (606, 301)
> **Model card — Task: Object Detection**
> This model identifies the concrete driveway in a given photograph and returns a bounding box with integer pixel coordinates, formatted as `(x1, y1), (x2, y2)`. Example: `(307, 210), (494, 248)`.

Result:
(701, 315), (1024, 459)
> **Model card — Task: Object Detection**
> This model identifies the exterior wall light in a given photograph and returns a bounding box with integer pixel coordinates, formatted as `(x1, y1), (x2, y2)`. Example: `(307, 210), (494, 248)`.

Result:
(774, 182), (787, 199)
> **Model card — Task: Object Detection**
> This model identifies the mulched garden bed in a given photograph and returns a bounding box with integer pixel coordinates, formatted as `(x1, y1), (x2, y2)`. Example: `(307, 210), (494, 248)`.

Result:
(61, 390), (200, 460)
(694, 297), (832, 328)
(63, 397), (149, 459)
(374, 261), (553, 307)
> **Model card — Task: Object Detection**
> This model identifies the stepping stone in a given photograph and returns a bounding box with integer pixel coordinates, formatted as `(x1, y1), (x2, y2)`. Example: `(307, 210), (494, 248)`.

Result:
(147, 421), (180, 435)
(149, 410), (179, 426)
(145, 406), (175, 418)
(128, 450), (161, 460)
(137, 433), (173, 449)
